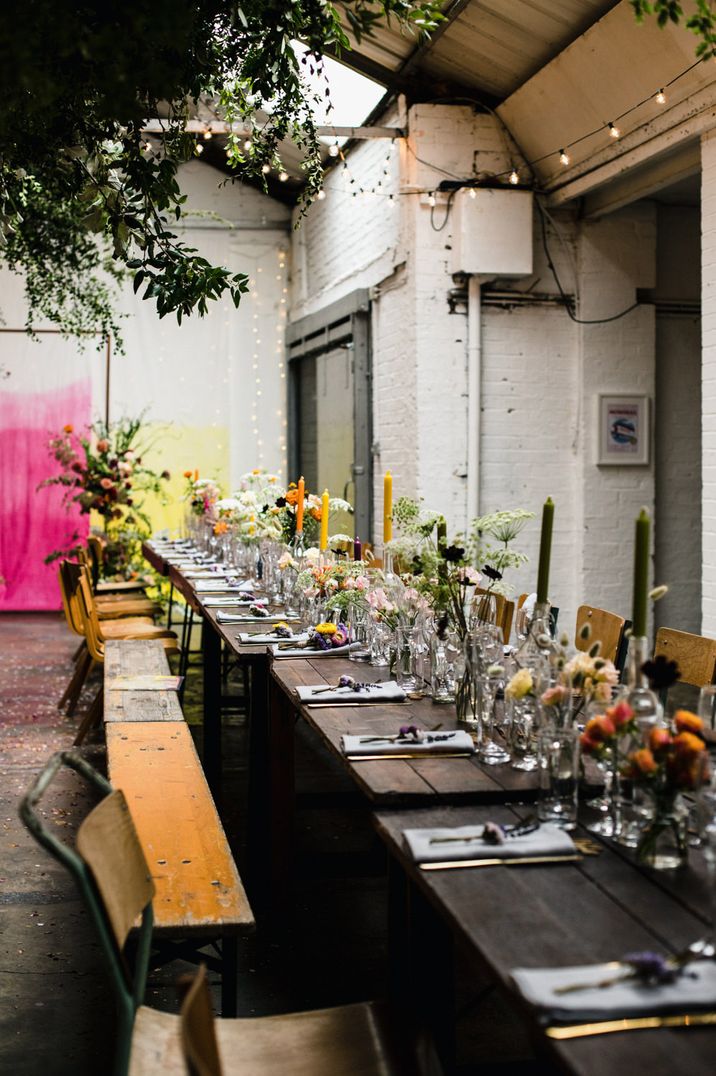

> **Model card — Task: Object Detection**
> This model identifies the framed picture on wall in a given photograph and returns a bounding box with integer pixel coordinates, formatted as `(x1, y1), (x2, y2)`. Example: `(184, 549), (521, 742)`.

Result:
(597, 394), (650, 466)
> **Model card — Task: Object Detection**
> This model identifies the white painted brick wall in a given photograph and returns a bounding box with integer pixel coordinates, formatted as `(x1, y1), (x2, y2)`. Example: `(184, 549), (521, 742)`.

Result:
(702, 131), (716, 635)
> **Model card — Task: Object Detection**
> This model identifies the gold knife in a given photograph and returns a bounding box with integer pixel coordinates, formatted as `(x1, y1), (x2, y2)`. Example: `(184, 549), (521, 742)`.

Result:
(545, 1011), (716, 1039)
(419, 854), (583, 871)
(346, 751), (474, 761)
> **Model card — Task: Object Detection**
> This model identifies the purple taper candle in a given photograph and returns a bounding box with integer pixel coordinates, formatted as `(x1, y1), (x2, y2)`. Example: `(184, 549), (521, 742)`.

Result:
(354, 536), (362, 562)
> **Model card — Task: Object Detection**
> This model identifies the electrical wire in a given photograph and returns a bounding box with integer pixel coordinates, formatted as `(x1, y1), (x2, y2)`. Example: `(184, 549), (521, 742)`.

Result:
(430, 187), (458, 231)
(536, 199), (640, 325)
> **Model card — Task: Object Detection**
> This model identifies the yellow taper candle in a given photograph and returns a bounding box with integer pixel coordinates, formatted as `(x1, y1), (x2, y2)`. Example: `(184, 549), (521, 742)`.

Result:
(319, 489), (329, 551)
(296, 476), (305, 533)
(383, 470), (393, 545)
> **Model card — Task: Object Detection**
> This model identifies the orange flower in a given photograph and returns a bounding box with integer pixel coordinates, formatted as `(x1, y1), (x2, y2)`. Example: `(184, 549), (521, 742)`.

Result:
(579, 732), (600, 755)
(630, 748), (658, 776)
(63, 424), (73, 434)
(584, 713), (616, 744)
(671, 731), (706, 757)
(674, 710), (704, 736)
(285, 488), (300, 506)
(213, 521), (229, 536)
(310, 507), (322, 521)
(183, 470), (193, 478)
(668, 732), (707, 789)
(649, 727), (672, 754)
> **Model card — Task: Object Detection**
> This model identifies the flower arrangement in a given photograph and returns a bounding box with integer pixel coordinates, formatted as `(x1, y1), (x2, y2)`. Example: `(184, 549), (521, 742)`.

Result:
(307, 622), (349, 650)
(578, 701), (638, 757)
(535, 624), (620, 727)
(269, 482), (353, 546)
(40, 416), (170, 576)
(183, 474), (221, 519)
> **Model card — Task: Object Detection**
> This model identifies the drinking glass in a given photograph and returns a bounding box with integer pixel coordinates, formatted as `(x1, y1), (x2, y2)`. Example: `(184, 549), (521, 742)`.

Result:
(699, 685), (716, 731)
(369, 618), (391, 667)
(348, 607), (371, 663)
(476, 668), (510, 765)
(537, 727), (579, 829)
(395, 626), (418, 694)
(508, 694), (541, 771)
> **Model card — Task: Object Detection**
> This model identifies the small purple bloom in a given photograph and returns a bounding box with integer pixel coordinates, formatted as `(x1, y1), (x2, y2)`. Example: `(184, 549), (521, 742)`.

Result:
(399, 724), (419, 740)
(623, 952), (677, 984)
(339, 675), (356, 689)
(482, 822), (506, 845)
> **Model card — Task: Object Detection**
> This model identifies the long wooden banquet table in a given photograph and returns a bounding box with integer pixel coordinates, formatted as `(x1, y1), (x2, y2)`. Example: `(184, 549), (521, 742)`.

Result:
(142, 541), (716, 1071)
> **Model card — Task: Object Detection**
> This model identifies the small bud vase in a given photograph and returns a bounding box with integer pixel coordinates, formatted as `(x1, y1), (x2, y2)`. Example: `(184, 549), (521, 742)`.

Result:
(636, 793), (689, 870)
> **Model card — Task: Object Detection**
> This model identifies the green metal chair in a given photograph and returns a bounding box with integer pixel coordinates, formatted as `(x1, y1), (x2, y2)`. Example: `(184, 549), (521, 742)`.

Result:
(19, 752), (155, 1076)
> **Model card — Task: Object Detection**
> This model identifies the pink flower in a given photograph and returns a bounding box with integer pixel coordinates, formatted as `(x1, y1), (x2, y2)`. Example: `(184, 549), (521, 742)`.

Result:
(100, 477), (113, 490)
(541, 685), (568, 707)
(96, 438), (110, 453)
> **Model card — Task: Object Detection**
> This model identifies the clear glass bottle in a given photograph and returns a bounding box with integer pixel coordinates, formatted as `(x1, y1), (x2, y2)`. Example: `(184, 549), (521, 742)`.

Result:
(506, 601), (553, 771)
(430, 614), (458, 704)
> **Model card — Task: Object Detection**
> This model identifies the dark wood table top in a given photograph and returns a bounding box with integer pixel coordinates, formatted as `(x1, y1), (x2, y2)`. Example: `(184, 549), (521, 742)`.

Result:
(373, 803), (716, 1076)
(270, 654), (559, 805)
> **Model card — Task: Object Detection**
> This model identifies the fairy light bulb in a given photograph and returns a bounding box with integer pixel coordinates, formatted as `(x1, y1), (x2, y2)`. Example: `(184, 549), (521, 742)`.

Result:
(278, 170), (289, 183)
(203, 129), (213, 140)
(261, 163), (271, 175)
(509, 168), (519, 185)
(559, 149), (570, 166)
(469, 187), (477, 199)
(244, 138), (253, 151)
(428, 191), (436, 207)
(317, 189), (326, 200)
(328, 143), (340, 157)
(195, 142), (204, 156)
(655, 89), (666, 105)
(608, 122), (620, 139)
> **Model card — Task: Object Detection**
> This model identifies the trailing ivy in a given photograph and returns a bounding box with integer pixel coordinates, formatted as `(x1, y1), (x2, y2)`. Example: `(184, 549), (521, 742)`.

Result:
(0, 0), (442, 347)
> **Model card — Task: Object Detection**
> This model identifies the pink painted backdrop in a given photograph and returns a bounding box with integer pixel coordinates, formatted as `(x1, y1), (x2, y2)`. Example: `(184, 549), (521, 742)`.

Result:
(0, 380), (91, 610)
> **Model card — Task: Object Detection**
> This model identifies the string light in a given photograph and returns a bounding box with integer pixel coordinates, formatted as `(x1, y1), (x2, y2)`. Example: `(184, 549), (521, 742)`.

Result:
(509, 168), (519, 184)
(328, 142), (340, 157)
(195, 142), (204, 156)
(655, 88), (667, 104)
(608, 122), (620, 139)
(468, 187), (477, 199)
(317, 189), (326, 200)
(203, 129), (213, 141)
(428, 191), (436, 207)
(243, 138), (253, 151)
(278, 170), (289, 182)
(559, 149), (570, 166)
(261, 163), (271, 175)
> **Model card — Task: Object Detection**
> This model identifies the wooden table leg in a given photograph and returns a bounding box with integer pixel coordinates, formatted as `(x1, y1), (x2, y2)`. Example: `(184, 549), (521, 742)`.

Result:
(202, 618), (222, 792)
(267, 673), (295, 903)
(409, 879), (456, 1072)
(247, 655), (270, 906)
(220, 934), (239, 1017)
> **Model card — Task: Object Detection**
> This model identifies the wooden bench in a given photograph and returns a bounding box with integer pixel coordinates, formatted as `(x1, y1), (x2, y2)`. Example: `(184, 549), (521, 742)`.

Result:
(103, 639), (254, 1015)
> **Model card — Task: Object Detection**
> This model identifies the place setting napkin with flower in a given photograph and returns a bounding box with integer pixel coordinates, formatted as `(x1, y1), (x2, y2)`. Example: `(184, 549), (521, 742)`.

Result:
(195, 580), (254, 593)
(342, 724), (475, 757)
(239, 630), (311, 645)
(296, 677), (406, 705)
(402, 819), (576, 867)
(202, 596), (257, 607)
(271, 642), (353, 658)
(218, 610), (297, 623)
(510, 950), (716, 1024)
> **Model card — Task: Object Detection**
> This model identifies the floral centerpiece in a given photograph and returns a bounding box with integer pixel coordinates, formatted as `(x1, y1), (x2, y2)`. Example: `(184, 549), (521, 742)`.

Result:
(40, 416), (170, 578)
(268, 482), (353, 547)
(183, 474), (221, 521)
(623, 710), (708, 869)
(537, 623), (620, 728)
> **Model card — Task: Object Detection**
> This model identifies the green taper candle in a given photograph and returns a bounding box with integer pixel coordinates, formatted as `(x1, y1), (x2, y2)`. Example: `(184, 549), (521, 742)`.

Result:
(536, 497), (554, 605)
(632, 508), (650, 638)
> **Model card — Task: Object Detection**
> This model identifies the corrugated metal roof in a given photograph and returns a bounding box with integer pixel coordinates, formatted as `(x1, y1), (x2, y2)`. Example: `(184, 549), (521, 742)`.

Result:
(339, 0), (620, 102)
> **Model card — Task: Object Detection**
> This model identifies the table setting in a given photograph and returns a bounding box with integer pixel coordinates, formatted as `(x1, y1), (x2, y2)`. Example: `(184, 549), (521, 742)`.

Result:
(402, 817), (580, 870)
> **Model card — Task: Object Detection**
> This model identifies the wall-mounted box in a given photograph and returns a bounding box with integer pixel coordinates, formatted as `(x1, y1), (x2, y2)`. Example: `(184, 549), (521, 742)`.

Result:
(450, 188), (533, 277)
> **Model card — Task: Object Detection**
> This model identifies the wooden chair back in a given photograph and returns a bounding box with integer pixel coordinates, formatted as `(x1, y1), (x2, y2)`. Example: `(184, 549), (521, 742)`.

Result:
(473, 587), (515, 643)
(87, 534), (104, 586)
(181, 965), (223, 1076)
(76, 789), (155, 952)
(575, 605), (628, 667)
(654, 627), (716, 688)
(58, 561), (83, 638)
(75, 569), (107, 662)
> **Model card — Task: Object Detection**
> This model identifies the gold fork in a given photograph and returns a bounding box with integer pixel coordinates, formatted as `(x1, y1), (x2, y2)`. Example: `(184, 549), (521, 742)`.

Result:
(545, 1011), (716, 1039)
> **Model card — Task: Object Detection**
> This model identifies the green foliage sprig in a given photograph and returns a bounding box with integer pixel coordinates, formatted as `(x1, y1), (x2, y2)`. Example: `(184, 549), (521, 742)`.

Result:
(0, 0), (442, 345)
(630, 1), (716, 58)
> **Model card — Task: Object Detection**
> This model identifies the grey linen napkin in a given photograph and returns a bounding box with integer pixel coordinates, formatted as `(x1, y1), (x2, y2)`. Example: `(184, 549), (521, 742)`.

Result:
(217, 610), (290, 623)
(343, 729), (475, 756)
(202, 597), (255, 607)
(403, 823), (574, 864)
(510, 961), (716, 1022)
(297, 681), (406, 704)
(271, 643), (352, 658)
(239, 631), (310, 645)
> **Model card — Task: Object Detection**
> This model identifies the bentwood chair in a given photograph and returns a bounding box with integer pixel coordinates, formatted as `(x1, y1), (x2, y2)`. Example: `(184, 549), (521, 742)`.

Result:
(575, 605), (630, 674)
(472, 587), (515, 645)
(78, 547), (161, 619)
(21, 753), (439, 1076)
(86, 535), (148, 597)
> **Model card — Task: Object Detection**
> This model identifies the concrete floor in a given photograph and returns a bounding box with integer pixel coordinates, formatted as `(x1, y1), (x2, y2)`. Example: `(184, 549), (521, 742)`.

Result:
(0, 612), (550, 1076)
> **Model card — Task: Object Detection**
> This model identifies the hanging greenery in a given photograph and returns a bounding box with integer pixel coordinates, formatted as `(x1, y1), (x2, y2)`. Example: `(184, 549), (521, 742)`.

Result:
(630, 1), (716, 57)
(0, 0), (442, 346)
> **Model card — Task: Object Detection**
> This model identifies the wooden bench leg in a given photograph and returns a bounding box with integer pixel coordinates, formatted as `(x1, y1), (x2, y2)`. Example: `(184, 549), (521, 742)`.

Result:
(166, 581), (174, 632)
(220, 935), (239, 1017)
(247, 656), (270, 907)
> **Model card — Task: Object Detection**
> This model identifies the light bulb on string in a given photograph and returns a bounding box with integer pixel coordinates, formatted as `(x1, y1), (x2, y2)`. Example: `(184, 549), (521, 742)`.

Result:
(195, 142), (204, 156)
(655, 89), (667, 105)
(244, 139), (253, 151)
(317, 189), (326, 200)
(608, 122), (620, 139)
(203, 129), (213, 141)
(509, 168), (519, 185)
(278, 170), (289, 183)
(261, 163), (271, 175)
(428, 191), (436, 207)
(559, 149), (570, 166)
(328, 142), (340, 157)
(469, 187), (477, 199)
